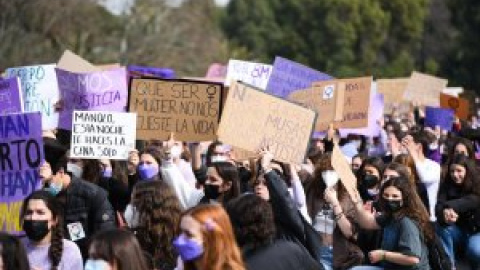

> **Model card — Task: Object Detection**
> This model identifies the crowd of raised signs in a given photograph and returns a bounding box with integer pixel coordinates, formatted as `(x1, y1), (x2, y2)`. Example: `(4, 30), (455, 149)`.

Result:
(2, 50), (480, 270)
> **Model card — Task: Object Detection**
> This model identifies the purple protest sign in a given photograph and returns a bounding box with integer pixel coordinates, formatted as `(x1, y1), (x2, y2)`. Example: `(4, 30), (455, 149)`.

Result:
(0, 112), (43, 234)
(425, 106), (455, 132)
(127, 65), (176, 79)
(206, 63), (227, 78)
(0, 77), (23, 114)
(340, 94), (385, 137)
(56, 68), (129, 130)
(265, 56), (332, 98)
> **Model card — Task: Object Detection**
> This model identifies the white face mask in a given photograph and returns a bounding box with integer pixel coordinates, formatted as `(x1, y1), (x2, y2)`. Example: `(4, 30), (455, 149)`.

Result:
(170, 145), (182, 159)
(85, 259), (110, 270)
(211, 155), (228, 163)
(67, 163), (83, 178)
(322, 170), (339, 188)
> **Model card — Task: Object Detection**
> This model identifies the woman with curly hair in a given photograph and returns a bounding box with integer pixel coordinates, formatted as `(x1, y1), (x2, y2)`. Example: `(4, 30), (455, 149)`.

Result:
(130, 180), (182, 270)
(21, 190), (83, 270)
(348, 176), (433, 269)
(173, 204), (245, 270)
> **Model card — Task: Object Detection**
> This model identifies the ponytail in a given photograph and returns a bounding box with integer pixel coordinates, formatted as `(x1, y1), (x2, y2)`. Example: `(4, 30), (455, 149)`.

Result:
(48, 223), (64, 270)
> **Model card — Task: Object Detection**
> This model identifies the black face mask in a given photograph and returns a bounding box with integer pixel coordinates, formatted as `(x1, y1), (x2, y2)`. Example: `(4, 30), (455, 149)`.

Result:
(23, 220), (50, 242)
(204, 184), (221, 200)
(384, 199), (403, 213)
(363, 175), (379, 189)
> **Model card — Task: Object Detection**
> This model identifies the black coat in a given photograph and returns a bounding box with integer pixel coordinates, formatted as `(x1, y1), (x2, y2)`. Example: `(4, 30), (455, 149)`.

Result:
(244, 240), (322, 270)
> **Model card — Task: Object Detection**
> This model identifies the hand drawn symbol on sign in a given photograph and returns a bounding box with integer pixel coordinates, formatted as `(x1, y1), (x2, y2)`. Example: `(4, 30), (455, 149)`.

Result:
(323, 85), (335, 100)
(206, 85), (217, 102)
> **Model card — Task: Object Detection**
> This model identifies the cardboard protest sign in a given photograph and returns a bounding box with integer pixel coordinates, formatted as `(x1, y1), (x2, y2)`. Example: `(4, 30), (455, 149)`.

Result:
(55, 68), (129, 130)
(206, 63), (227, 78)
(57, 50), (100, 73)
(340, 93), (384, 137)
(129, 78), (223, 141)
(225, 59), (272, 89)
(218, 81), (316, 164)
(0, 112), (44, 234)
(443, 87), (463, 98)
(6, 64), (60, 130)
(376, 78), (409, 113)
(128, 65), (176, 79)
(440, 93), (469, 120)
(70, 111), (137, 160)
(424, 106), (455, 131)
(0, 77), (23, 114)
(332, 144), (357, 199)
(265, 56), (332, 98)
(403, 71), (448, 107)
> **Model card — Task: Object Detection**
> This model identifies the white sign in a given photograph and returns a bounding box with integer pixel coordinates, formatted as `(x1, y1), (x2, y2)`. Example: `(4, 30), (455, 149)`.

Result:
(70, 111), (137, 160)
(225, 59), (272, 89)
(6, 64), (60, 130)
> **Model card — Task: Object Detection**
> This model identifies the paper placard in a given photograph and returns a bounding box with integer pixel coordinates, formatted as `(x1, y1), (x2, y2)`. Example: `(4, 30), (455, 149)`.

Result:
(129, 78), (223, 141)
(55, 68), (129, 130)
(340, 93), (384, 137)
(376, 78), (409, 113)
(206, 63), (227, 78)
(225, 59), (272, 89)
(332, 144), (357, 199)
(57, 50), (100, 73)
(127, 65), (176, 79)
(218, 81), (316, 164)
(0, 77), (23, 114)
(0, 112), (43, 234)
(265, 56), (332, 98)
(424, 106), (455, 131)
(403, 71), (448, 106)
(440, 93), (469, 120)
(6, 64), (60, 130)
(70, 111), (136, 160)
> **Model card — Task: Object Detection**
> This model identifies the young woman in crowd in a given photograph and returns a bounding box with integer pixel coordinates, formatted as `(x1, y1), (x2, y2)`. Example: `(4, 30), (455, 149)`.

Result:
(87, 229), (149, 270)
(348, 176), (432, 270)
(226, 194), (321, 270)
(305, 153), (364, 270)
(436, 154), (480, 268)
(0, 232), (30, 270)
(355, 157), (384, 207)
(20, 190), (83, 270)
(138, 147), (164, 181)
(130, 180), (182, 270)
(98, 159), (130, 223)
(174, 204), (245, 270)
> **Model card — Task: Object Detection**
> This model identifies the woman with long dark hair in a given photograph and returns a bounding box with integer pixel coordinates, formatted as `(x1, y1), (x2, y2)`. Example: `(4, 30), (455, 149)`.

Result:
(21, 190), (83, 270)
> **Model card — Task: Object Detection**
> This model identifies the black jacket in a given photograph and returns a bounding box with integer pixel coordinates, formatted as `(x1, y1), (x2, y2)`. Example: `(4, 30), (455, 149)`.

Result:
(244, 240), (322, 270)
(61, 177), (116, 257)
(435, 182), (480, 233)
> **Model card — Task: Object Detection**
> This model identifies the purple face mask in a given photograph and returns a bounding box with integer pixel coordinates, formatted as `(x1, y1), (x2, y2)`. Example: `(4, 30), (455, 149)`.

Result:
(138, 164), (159, 180)
(173, 234), (204, 261)
(102, 167), (113, 178)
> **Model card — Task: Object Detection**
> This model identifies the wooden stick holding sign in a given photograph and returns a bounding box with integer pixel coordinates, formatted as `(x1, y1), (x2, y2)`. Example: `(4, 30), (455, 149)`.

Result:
(331, 143), (358, 199)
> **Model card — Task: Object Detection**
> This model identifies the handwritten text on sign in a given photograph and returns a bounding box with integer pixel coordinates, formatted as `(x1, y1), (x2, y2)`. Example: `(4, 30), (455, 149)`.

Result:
(6, 64), (60, 130)
(56, 68), (128, 130)
(225, 59), (272, 89)
(218, 81), (316, 164)
(70, 111), (137, 160)
(0, 77), (23, 114)
(0, 112), (43, 234)
(129, 78), (223, 141)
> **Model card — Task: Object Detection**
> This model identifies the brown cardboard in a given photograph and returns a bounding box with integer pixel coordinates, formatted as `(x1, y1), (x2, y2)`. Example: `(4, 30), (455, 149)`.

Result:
(218, 81), (316, 164)
(332, 144), (357, 199)
(57, 50), (100, 73)
(97, 63), (121, 71)
(376, 78), (409, 113)
(403, 71), (448, 107)
(440, 93), (470, 120)
(129, 78), (223, 141)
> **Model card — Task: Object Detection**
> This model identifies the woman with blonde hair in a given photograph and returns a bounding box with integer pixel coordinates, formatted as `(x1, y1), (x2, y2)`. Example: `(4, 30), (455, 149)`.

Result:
(174, 204), (245, 270)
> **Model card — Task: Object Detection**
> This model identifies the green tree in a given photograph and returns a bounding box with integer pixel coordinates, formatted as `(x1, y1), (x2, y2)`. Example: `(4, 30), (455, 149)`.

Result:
(222, 0), (430, 78)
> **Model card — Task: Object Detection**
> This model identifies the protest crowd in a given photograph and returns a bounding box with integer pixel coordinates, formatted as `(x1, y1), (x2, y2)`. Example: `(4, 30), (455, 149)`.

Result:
(2, 50), (480, 270)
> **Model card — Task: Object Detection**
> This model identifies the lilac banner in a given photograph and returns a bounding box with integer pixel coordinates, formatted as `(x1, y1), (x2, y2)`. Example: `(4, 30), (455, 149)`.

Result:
(340, 94), (385, 137)
(56, 68), (129, 130)
(127, 65), (176, 79)
(0, 112), (43, 234)
(425, 106), (455, 132)
(0, 77), (23, 114)
(265, 56), (332, 98)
